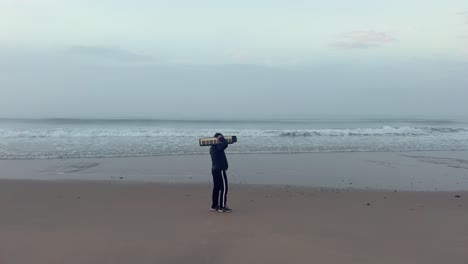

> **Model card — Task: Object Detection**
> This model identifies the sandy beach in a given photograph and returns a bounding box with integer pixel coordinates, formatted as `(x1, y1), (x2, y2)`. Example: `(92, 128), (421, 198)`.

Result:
(0, 180), (467, 264)
(3, 0), (468, 262)
(0, 152), (467, 263)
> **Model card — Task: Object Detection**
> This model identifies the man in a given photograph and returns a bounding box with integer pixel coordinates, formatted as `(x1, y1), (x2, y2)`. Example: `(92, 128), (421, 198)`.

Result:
(210, 133), (232, 213)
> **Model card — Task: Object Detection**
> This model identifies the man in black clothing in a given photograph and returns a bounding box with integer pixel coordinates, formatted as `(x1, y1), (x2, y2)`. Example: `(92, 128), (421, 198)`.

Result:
(210, 133), (232, 213)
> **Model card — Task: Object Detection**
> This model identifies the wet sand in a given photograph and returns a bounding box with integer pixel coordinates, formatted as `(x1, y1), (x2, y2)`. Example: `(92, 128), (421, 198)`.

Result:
(1, 151), (467, 191)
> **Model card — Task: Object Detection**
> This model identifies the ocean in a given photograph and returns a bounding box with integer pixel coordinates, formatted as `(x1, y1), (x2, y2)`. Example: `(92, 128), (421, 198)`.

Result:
(0, 118), (467, 160)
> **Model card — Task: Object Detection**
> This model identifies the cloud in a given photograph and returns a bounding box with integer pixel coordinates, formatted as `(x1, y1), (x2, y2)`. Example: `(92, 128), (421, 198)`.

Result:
(0, 0), (56, 9)
(457, 11), (468, 23)
(229, 49), (255, 62)
(68, 46), (155, 62)
(331, 30), (395, 50)
(223, 49), (300, 67)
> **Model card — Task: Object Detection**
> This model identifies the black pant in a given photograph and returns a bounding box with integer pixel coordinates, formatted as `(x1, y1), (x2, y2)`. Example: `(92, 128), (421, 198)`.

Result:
(212, 169), (228, 208)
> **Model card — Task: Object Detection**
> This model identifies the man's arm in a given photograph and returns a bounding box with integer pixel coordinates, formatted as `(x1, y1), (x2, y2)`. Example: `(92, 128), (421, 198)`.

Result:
(216, 136), (229, 150)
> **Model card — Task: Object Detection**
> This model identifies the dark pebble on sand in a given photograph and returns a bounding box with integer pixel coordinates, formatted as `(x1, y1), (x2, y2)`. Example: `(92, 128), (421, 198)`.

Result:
(120, 177), (123, 179)
(454, 195), (461, 198)
(366, 203), (371, 206)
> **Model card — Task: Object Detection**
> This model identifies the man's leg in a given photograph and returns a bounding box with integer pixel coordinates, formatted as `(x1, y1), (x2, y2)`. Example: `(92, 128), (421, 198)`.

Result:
(220, 170), (228, 208)
(211, 169), (222, 209)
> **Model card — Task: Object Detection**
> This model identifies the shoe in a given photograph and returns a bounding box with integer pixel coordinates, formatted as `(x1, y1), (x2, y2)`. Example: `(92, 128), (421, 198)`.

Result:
(210, 207), (218, 211)
(217, 207), (232, 213)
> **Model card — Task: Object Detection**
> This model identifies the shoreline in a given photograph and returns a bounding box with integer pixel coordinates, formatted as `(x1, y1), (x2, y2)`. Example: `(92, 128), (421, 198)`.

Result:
(1, 148), (467, 161)
(1, 151), (467, 191)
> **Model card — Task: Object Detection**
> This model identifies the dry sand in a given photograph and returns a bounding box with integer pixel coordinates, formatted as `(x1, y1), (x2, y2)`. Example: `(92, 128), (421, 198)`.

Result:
(0, 180), (467, 264)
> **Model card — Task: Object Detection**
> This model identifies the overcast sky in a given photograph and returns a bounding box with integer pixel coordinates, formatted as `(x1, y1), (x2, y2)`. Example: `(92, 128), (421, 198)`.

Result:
(1, 0), (468, 119)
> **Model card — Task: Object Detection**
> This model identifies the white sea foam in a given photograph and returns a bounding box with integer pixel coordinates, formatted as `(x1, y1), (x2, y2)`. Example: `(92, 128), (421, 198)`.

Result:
(0, 119), (467, 159)
(0, 126), (466, 138)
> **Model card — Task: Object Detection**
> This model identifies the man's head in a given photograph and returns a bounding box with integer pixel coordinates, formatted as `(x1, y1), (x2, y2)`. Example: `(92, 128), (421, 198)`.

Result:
(214, 133), (224, 139)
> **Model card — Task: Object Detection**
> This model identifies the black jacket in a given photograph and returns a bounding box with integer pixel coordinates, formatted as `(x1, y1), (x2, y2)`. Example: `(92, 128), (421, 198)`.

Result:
(210, 137), (229, 170)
